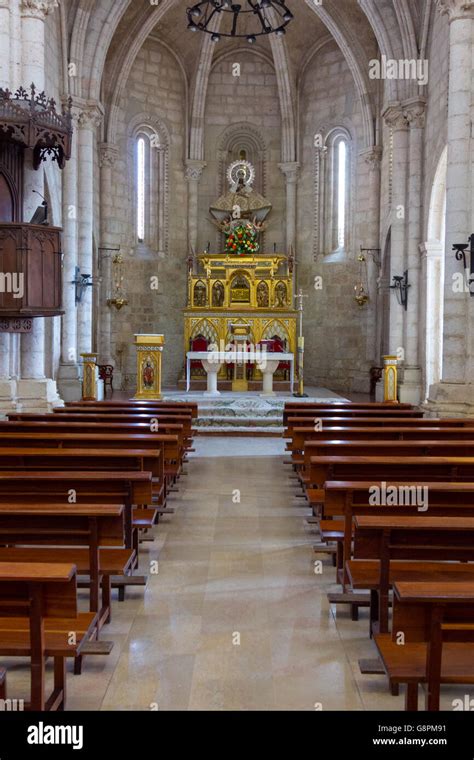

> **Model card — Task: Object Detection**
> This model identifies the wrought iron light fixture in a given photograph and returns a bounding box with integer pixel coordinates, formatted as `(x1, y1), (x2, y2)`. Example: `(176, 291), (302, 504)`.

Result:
(107, 253), (129, 311)
(453, 234), (474, 297)
(187, 1), (293, 43)
(72, 267), (94, 305)
(390, 271), (410, 311)
(354, 254), (369, 308)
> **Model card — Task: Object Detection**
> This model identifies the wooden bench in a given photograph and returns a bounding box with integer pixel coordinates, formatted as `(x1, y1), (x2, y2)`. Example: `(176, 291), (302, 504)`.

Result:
(0, 561), (96, 710)
(350, 515), (474, 635)
(375, 581), (474, 710)
(67, 400), (199, 418)
(301, 439), (474, 483)
(0, 503), (131, 629)
(308, 455), (474, 490)
(282, 402), (414, 426)
(0, 431), (176, 507)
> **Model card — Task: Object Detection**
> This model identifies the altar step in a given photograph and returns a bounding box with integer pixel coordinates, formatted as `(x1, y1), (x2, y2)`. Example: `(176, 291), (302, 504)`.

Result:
(177, 379), (291, 392)
(191, 396), (285, 436)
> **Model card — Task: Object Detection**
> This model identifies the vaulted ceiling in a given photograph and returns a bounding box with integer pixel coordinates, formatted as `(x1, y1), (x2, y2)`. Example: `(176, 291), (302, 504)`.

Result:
(65, 0), (434, 152)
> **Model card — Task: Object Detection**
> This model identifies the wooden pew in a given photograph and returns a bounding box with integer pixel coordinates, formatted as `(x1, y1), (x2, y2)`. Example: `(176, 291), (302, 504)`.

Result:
(66, 399), (199, 418)
(301, 439), (474, 482)
(284, 417), (474, 443)
(8, 412), (194, 447)
(0, 503), (131, 629)
(350, 515), (474, 635)
(309, 455), (474, 490)
(0, 561), (96, 710)
(0, 431), (176, 507)
(283, 402), (414, 425)
(0, 420), (185, 487)
(375, 581), (474, 710)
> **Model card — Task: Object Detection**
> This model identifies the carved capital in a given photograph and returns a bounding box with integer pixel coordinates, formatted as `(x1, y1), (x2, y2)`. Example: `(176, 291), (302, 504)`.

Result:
(77, 105), (103, 131)
(403, 98), (427, 129)
(382, 103), (409, 131)
(436, 0), (474, 20)
(21, 0), (59, 19)
(361, 146), (382, 171)
(278, 161), (300, 183)
(99, 142), (119, 168)
(185, 159), (207, 182)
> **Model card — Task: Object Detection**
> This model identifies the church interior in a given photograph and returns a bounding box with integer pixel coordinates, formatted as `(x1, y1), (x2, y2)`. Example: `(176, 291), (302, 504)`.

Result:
(0, 0), (474, 724)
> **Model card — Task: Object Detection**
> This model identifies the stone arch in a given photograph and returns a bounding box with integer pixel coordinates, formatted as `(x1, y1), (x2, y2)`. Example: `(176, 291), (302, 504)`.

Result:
(217, 122), (267, 197)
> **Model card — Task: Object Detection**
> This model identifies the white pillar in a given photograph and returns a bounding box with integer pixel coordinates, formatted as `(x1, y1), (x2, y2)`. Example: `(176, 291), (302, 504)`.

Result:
(185, 160), (206, 253)
(0, 1), (10, 89)
(76, 103), (102, 356)
(360, 146), (382, 368)
(428, 0), (474, 414)
(382, 105), (409, 365)
(98, 143), (119, 366)
(399, 99), (426, 404)
(57, 107), (81, 401)
(420, 242), (444, 399)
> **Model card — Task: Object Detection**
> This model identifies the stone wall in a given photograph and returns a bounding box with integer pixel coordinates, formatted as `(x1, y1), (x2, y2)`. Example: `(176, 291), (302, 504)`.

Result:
(297, 41), (373, 394)
(108, 38), (188, 387)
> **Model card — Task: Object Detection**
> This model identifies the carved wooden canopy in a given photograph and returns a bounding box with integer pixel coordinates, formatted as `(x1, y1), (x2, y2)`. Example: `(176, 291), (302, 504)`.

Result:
(0, 84), (73, 170)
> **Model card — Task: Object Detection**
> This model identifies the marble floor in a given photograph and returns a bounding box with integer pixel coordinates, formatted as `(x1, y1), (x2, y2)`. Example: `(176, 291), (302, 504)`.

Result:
(2, 437), (468, 711)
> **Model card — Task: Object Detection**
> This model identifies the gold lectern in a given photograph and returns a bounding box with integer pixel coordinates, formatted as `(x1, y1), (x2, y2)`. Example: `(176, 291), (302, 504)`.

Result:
(383, 355), (399, 402)
(81, 353), (99, 401)
(134, 334), (165, 400)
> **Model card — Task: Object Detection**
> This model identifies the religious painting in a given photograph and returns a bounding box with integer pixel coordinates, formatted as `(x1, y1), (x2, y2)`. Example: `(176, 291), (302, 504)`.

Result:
(275, 281), (287, 308)
(212, 280), (225, 307)
(193, 281), (207, 307)
(141, 355), (155, 390)
(257, 281), (269, 308)
(230, 273), (251, 304)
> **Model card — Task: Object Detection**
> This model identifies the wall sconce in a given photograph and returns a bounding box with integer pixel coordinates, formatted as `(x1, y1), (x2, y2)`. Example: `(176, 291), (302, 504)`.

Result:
(72, 267), (94, 305)
(390, 270), (410, 310)
(453, 234), (474, 297)
(107, 253), (128, 311)
(354, 254), (369, 307)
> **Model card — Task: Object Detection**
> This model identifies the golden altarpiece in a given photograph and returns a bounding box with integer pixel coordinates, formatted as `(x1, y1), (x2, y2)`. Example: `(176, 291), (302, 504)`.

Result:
(184, 159), (297, 385)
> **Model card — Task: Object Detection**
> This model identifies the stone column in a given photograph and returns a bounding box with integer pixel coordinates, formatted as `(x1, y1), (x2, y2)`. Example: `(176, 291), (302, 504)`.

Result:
(185, 159), (206, 253)
(382, 104), (410, 365)
(278, 161), (300, 253)
(420, 241), (444, 399)
(399, 99), (426, 404)
(18, 0), (62, 411)
(98, 142), (119, 366)
(360, 146), (382, 367)
(0, 1), (10, 89)
(76, 103), (102, 356)
(57, 105), (81, 401)
(428, 0), (474, 414)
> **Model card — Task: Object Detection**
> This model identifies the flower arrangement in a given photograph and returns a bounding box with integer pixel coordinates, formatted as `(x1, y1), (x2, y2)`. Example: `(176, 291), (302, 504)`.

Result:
(225, 223), (260, 256)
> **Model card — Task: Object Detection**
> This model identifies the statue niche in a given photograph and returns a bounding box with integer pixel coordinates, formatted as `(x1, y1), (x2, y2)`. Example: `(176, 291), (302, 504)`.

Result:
(275, 281), (288, 308)
(193, 281), (207, 307)
(257, 281), (269, 308)
(212, 280), (225, 308)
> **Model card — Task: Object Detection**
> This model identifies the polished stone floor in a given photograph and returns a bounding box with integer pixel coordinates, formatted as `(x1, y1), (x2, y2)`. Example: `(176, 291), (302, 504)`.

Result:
(2, 437), (467, 710)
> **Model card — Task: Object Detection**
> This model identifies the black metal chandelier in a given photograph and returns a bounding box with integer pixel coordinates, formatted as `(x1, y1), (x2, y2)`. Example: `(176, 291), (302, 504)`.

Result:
(187, 1), (293, 43)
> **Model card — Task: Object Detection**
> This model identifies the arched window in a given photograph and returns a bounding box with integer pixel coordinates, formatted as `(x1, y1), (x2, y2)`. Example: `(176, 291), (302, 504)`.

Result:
(129, 118), (170, 255)
(136, 135), (147, 243)
(337, 139), (347, 249)
(313, 127), (352, 258)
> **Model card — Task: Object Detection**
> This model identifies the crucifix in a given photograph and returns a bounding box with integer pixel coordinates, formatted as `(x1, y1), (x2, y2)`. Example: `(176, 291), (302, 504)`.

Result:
(294, 288), (308, 398)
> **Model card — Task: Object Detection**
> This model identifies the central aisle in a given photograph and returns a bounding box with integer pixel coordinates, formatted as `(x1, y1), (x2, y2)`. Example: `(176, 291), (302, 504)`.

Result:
(72, 437), (404, 711)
